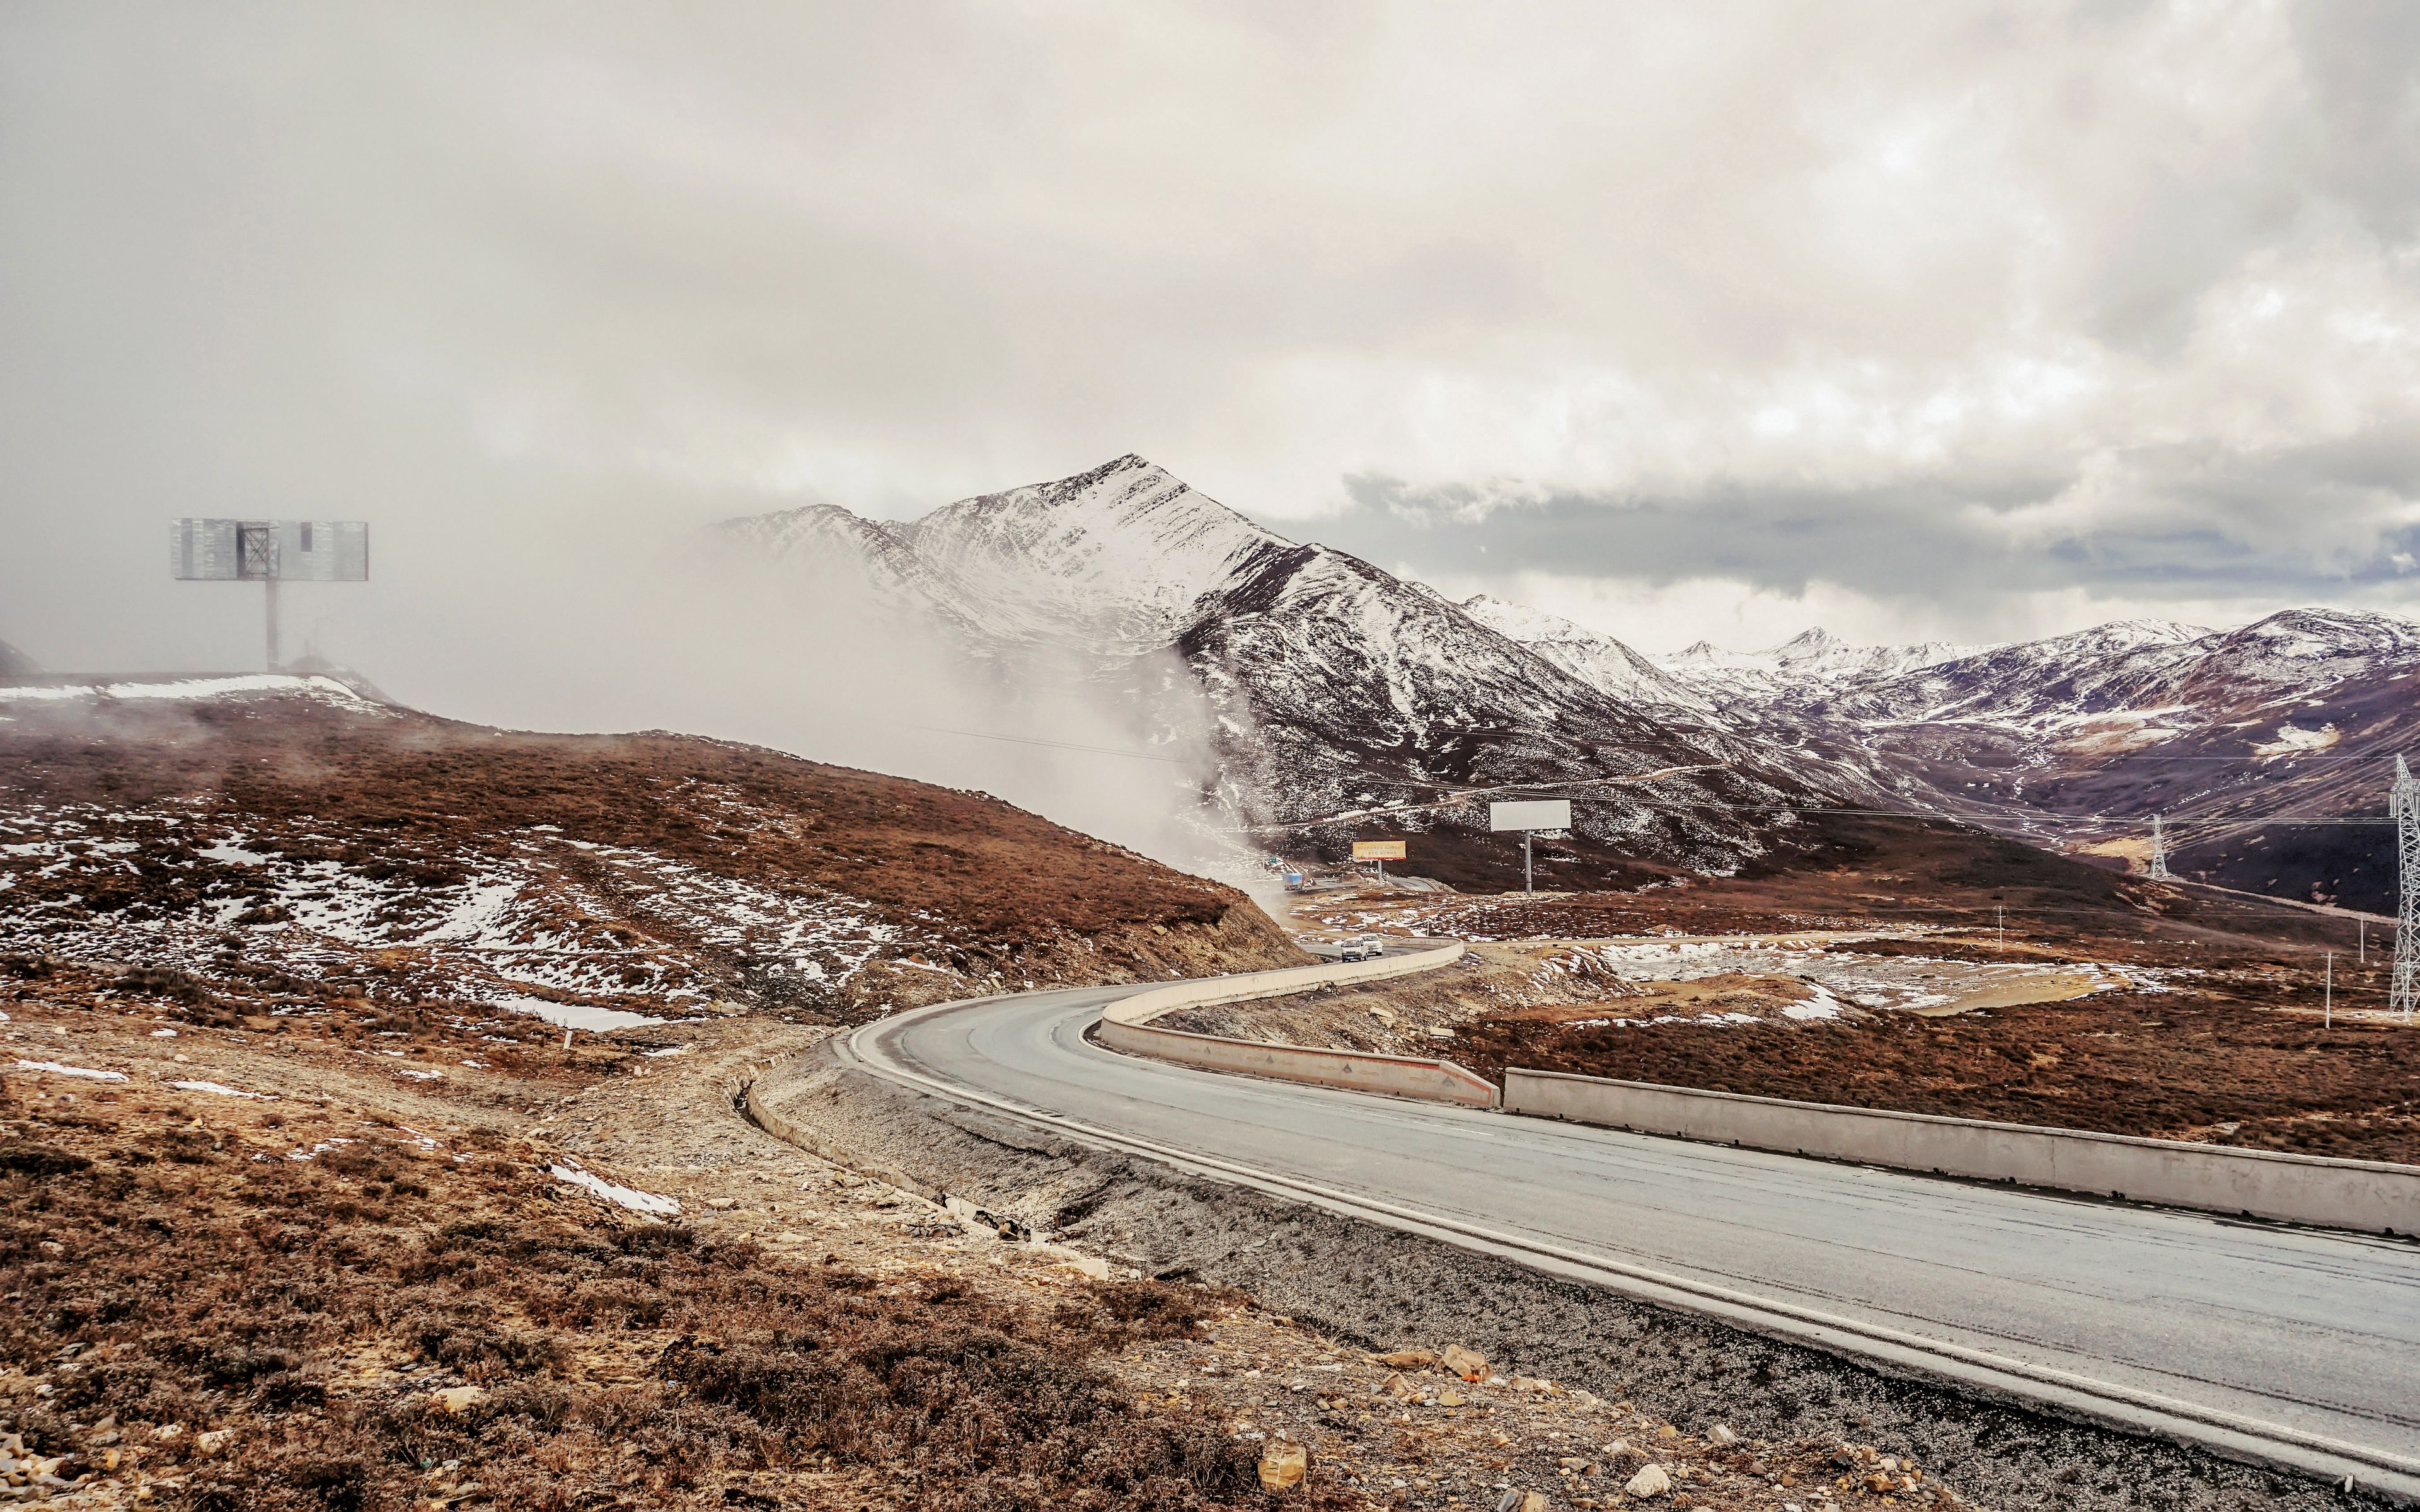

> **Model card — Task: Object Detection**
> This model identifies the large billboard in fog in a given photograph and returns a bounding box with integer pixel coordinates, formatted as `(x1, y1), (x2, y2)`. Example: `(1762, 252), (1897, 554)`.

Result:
(171, 519), (367, 581)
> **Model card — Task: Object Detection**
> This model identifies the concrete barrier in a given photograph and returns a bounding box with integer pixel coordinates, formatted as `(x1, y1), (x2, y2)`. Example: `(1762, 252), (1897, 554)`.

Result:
(1096, 944), (1498, 1109)
(1503, 1068), (2420, 1235)
(1100, 943), (1468, 1028)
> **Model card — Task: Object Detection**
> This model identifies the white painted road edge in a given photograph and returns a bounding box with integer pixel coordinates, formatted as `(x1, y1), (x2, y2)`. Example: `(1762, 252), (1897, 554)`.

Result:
(841, 988), (2420, 1503)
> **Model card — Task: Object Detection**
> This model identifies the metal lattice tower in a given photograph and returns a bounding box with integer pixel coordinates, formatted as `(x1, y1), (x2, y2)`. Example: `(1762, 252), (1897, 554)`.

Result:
(2393, 754), (2419, 1024)
(2147, 814), (2173, 881)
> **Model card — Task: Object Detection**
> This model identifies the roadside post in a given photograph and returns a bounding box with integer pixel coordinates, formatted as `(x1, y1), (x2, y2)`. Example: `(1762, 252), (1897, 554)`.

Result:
(1490, 799), (1573, 895)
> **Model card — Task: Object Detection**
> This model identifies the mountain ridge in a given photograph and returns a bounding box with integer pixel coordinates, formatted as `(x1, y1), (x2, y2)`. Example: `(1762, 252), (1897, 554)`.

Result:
(720, 452), (2420, 906)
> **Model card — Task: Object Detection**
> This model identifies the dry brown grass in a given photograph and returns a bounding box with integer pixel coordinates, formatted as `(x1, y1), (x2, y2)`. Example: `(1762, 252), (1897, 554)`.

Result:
(1, 1076), (1322, 1511)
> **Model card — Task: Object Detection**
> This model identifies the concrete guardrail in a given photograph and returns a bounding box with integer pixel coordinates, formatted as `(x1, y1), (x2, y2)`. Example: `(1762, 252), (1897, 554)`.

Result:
(1097, 944), (1498, 1108)
(1503, 1068), (2420, 1235)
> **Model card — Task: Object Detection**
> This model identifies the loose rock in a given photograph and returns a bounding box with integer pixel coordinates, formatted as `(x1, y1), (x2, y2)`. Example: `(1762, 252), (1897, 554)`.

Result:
(1259, 1442), (1308, 1492)
(1624, 1462), (1672, 1498)
(1442, 1344), (1489, 1378)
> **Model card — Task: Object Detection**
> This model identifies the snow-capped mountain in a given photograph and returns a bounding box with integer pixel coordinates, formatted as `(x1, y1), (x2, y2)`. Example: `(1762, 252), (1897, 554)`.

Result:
(720, 452), (2420, 906)
(1660, 627), (1978, 707)
(899, 455), (1285, 652)
(723, 455), (1820, 873)
(0, 638), (37, 677)
(1458, 596), (1715, 717)
(1684, 609), (2420, 910)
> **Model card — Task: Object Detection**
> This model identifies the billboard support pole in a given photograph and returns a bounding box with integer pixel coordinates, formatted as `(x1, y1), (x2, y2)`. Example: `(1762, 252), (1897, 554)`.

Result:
(172, 518), (368, 673)
(1490, 798), (1570, 899)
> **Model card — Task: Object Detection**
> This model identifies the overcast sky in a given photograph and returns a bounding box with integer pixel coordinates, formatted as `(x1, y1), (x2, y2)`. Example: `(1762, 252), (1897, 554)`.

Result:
(5, 0), (2419, 673)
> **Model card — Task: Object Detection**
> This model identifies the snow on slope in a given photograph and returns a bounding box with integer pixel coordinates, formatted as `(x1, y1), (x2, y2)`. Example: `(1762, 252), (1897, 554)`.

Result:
(901, 454), (1288, 651)
(723, 455), (1820, 871)
(1659, 628), (1978, 707)
(1458, 596), (1716, 717)
(0, 674), (388, 713)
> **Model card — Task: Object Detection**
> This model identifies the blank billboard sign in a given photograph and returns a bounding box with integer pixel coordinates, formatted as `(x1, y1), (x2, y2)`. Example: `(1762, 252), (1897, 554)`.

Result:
(1351, 840), (1407, 860)
(1490, 799), (1572, 832)
(171, 519), (368, 581)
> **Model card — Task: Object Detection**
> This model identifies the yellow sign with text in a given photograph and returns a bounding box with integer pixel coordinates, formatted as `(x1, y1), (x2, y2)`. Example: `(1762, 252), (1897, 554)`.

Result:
(1351, 840), (1407, 861)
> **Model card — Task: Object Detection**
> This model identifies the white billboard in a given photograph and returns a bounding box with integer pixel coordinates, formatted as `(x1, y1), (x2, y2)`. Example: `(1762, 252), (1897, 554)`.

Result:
(171, 519), (368, 581)
(1490, 798), (1571, 832)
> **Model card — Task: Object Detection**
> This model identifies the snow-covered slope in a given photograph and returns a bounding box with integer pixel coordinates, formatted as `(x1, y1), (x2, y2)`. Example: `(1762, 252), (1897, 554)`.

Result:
(1709, 608), (2420, 910)
(1459, 596), (1715, 716)
(725, 457), (1821, 872)
(718, 452), (2420, 902)
(1660, 627), (1978, 707)
(715, 503), (978, 637)
(900, 454), (1286, 651)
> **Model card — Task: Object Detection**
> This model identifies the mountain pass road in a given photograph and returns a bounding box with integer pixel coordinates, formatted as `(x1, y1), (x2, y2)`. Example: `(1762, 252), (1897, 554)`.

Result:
(843, 978), (2420, 1492)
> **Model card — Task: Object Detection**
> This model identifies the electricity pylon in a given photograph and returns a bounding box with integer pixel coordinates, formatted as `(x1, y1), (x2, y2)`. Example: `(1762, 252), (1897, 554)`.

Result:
(2147, 814), (2172, 881)
(2393, 755), (2419, 1024)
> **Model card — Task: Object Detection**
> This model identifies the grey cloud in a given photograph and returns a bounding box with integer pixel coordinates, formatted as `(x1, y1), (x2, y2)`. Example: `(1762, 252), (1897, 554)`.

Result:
(3, 0), (2418, 677)
(1330, 430), (2420, 607)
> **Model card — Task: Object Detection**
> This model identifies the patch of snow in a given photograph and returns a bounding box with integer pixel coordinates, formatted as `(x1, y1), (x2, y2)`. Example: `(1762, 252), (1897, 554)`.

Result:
(489, 994), (662, 1031)
(550, 1164), (681, 1217)
(15, 1059), (128, 1080)
(0, 675), (376, 707)
(2250, 722), (2339, 759)
(166, 1079), (272, 1099)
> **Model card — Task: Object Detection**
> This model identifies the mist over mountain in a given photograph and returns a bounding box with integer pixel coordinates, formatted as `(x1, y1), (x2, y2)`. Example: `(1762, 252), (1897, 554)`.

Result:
(724, 455), (1826, 876)
(726, 453), (2420, 908)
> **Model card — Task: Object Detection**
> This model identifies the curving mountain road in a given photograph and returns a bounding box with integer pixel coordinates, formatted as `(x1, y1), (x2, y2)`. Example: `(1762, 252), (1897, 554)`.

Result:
(841, 977), (2420, 1496)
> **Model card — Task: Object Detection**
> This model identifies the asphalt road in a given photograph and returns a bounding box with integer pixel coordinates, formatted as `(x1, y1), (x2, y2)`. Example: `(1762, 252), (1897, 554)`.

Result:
(851, 978), (2420, 1487)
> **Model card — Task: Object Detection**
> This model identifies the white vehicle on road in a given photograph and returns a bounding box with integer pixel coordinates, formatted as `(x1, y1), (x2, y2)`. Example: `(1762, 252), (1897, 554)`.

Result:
(1335, 936), (1386, 962)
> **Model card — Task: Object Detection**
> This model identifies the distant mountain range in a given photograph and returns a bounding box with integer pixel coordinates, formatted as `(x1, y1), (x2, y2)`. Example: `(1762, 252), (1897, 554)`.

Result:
(724, 454), (2420, 908)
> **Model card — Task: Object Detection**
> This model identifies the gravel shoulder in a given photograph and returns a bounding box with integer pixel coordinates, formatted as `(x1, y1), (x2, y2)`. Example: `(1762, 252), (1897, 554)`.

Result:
(754, 1037), (2370, 1512)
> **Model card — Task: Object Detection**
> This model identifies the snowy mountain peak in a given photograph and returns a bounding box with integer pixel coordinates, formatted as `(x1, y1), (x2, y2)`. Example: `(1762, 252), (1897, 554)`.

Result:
(898, 455), (1292, 649)
(1771, 627), (1842, 656)
(1657, 627), (1978, 689)
(1458, 595), (1716, 715)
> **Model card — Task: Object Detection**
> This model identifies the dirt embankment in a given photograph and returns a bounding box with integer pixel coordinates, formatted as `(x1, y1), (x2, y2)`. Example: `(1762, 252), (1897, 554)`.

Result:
(0, 687), (1308, 1024)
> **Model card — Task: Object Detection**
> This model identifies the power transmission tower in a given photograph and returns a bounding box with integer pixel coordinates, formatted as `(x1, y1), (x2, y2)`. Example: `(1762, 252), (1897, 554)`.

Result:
(2147, 814), (2173, 881)
(2394, 755), (2419, 1024)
